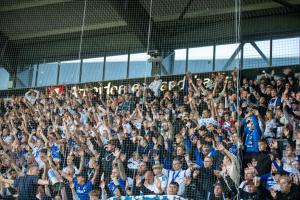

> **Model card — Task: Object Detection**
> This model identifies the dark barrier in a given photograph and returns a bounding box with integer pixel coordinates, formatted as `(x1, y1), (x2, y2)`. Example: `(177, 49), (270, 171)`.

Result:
(0, 65), (299, 98)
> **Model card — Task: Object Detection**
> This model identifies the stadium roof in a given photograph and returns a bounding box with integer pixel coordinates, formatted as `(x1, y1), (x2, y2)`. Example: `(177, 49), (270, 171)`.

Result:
(0, 0), (299, 71)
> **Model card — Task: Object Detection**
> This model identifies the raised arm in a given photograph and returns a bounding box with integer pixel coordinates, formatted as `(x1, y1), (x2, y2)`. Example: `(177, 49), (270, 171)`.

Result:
(28, 133), (35, 150)
(37, 126), (49, 145)
(0, 138), (9, 151)
(282, 97), (290, 123)
(219, 79), (228, 97)
(114, 149), (127, 180)
(58, 170), (73, 183)
(37, 179), (50, 186)
(212, 80), (218, 97)
(217, 143), (237, 164)
(198, 79), (208, 96)
(91, 166), (100, 185)
(77, 149), (85, 174)
(63, 120), (71, 139)
(251, 114), (262, 136)
(33, 89), (40, 99)
(1, 152), (24, 176)
(25, 90), (31, 100)
(189, 80), (200, 96)
(0, 176), (14, 185)
(210, 98), (216, 118)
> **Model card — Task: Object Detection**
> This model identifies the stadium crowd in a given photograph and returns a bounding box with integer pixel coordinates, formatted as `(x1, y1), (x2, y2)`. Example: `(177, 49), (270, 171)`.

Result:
(0, 67), (300, 200)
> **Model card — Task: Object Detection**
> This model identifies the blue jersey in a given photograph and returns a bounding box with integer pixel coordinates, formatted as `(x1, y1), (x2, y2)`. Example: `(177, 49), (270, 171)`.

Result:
(244, 115), (262, 153)
(108, 178), (126, 194)
(260, 173), (276, 189)
(50, 143), (61, 160)
(73, 178), (93, 200)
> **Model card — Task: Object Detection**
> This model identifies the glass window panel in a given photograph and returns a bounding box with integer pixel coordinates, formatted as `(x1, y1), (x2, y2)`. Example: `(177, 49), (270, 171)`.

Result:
(0, 67), (9, 90)
(243, 40), (270, 69)
(59, 60), (80, 84)
(173, 49), (186, 75)
(161, 54), (172, 76)
(81, 57), (104, 83)
(256, 40), (270, 57)
(16, 65), (35, 88)
(188, 46), (213, 73)
(272, 37), (300, 66)
(215, 43), (241, 71)
(31, 65), (38, 87)
(37, 63), (58, 86)
(105, 54), (128, 80)
(129, 53), (152, 78)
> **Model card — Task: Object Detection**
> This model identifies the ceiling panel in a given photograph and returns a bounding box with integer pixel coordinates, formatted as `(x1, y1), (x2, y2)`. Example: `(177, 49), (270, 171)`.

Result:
(0, 0), (124, 40)
(0, 0), (299, 67)
(139, 0), (190, 21)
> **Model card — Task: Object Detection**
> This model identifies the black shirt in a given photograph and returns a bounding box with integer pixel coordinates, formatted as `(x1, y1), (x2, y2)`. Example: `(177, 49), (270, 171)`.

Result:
(14, 175), (39, 200)
(276, 185), (300, 200)
(195, 167), (216, 192)
(255, 151), (272, 176)
(183, 181), (200, 200)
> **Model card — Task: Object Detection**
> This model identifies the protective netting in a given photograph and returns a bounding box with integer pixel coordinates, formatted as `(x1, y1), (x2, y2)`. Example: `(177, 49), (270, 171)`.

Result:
(0, 0), (300, 200)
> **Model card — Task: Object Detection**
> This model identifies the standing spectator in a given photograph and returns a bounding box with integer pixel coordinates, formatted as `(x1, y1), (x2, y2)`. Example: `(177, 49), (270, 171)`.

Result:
(0, 165), (49, 200)
(182, 175), (200, 200)
(254, 139), (272, 176)
(60, 165), (99, 200)
(152, 164), (168, 193)
(89, 190), (100, 200)
(167, 181), (179, 195)
(243, 111), (262, 166)
(99, 139), (117, 182)
(239, 180), (263, 200)
(193, 156), (217, 199)
(0, 67), (299, 199)
(270, 175), (300, 200)
(206, 183), (226, 200)
(161, 158), (191, 195)
(217, 143), (240, 187)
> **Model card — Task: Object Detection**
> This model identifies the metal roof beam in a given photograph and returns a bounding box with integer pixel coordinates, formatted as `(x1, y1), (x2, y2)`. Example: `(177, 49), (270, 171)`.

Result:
(9, 21), (127, 41)
(223, 44), (242, 70)
(178, 0), (194, 20)
(272, 0), (300, 11)
(156, 0), (300, 22)
(250, 42), (269, 65)
(272, 0), (295, 9)
(109, 0), (161, 51)
(0, 0), (74, 12)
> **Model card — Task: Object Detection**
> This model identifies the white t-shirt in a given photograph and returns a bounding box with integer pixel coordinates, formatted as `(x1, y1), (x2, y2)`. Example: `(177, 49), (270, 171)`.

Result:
(162, 168), (191, 195)
(156, 174), (168, 191)
(145, 183), (159, 194)
(264, 119), (276, 138)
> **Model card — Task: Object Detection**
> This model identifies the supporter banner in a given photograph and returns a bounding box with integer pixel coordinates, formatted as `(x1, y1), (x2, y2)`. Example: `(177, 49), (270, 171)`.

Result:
(48, 85), (65, 96)
(108, 195), (187, 200)
(70, 73), (223, 97)
(1, 65), (297, 98)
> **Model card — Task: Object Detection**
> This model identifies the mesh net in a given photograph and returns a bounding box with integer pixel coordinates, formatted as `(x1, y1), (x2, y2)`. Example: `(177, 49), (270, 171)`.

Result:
(0, 0), (300, 200)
